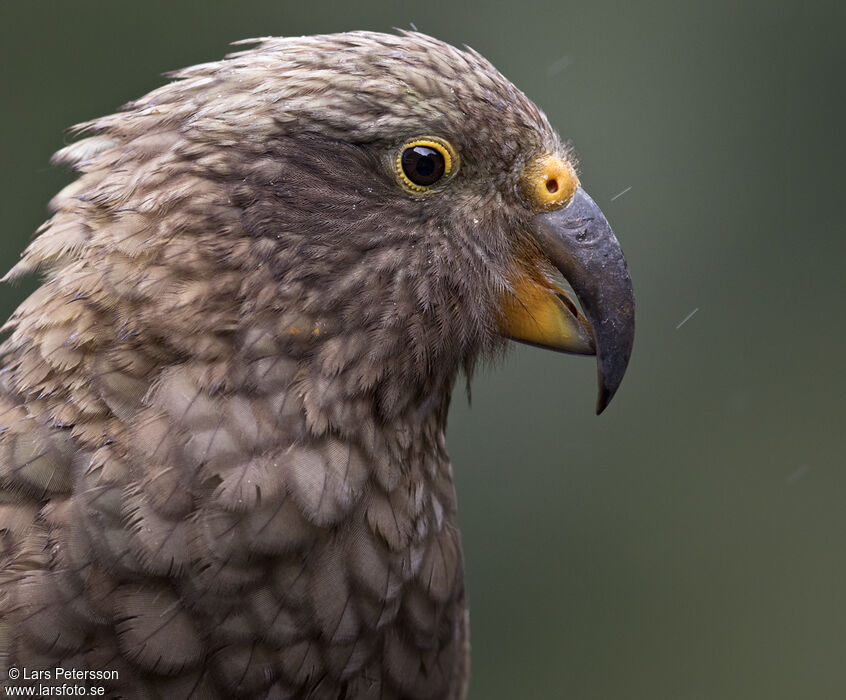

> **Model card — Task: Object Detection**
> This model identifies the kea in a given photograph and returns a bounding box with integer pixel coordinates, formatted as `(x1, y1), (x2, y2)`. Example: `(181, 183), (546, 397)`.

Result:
(0, 31), (634, 699)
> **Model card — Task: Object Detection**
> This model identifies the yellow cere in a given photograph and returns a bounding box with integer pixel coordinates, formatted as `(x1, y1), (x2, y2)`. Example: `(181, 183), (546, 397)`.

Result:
(521, 154), (579, 210)
(396, 138), (456, 191)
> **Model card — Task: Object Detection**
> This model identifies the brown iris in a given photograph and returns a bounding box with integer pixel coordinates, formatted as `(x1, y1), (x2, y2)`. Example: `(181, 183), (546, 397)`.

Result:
(401, 145), (446, 186)
(395, 138), (456, 191)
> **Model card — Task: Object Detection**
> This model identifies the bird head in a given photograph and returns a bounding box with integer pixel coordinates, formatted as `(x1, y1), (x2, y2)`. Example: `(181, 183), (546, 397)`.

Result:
(10, 31), (633, 421)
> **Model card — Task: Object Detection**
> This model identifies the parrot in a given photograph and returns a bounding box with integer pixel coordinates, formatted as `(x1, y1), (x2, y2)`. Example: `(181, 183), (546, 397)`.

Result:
(0, 31), (634, 699)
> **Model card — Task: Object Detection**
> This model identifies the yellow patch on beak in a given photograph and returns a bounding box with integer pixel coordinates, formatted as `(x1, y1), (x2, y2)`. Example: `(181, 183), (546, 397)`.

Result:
(520, 154), (579, 211)
(497, 269), (595, 355)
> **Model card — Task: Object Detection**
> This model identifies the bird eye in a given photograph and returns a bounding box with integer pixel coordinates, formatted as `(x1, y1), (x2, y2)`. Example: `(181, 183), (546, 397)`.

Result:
(396, 138), (456, 191)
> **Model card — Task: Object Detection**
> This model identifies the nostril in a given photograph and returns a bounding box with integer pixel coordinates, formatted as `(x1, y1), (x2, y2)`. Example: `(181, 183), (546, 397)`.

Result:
(545, 178), (559, 194)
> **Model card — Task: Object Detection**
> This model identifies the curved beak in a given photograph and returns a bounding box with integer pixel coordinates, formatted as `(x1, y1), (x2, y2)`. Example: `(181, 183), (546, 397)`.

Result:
(501, 187), (635, 414)
(531, 187), (635, 413)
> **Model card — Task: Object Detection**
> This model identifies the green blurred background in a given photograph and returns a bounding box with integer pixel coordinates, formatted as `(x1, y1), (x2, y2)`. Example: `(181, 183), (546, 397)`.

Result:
(1, 1), (843, 698)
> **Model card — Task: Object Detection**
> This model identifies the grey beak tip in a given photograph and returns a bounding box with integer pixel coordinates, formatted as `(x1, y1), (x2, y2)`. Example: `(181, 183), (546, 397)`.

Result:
(595, 386), (612, 415)
(530, 186), (635, 416)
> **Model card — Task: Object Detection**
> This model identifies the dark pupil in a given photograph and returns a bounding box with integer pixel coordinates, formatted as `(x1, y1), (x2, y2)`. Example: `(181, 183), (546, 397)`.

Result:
(401, 145), (446, 186)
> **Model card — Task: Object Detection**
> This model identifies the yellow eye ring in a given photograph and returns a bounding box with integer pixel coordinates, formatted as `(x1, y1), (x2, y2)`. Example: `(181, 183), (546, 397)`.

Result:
(396, 138), (458, 192)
